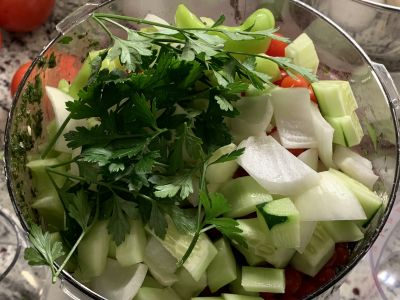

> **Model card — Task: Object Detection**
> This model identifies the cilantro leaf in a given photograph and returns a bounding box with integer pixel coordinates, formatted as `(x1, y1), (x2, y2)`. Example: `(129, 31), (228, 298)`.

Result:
(199, 191), (231, 220)
(64, 189), (92, 231)
(215, 95), (234, 111)
(148, 202), (168, 239)
(79, 148), (112, 167)
(207, 217), (246, 248)
(154, 174), (193, 200)
(211, 15), (226, 28)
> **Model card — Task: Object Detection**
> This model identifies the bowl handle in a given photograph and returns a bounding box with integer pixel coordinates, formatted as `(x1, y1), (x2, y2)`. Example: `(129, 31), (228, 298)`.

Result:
(372, 62), (400, 118)
(56, 0), (116, 35)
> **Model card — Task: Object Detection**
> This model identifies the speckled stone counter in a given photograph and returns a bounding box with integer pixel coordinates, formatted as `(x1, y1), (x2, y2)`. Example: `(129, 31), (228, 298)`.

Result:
(0, 1), (400, 300)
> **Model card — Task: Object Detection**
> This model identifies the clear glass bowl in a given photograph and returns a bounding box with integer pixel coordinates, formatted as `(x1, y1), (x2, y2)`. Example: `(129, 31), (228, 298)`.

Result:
(4, 0), (400, 299)
(303, 0), (400, 71)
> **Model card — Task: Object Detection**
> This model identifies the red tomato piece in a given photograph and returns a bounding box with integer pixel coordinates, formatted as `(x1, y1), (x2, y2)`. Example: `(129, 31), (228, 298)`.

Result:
(315, 266), (336, 285)
(10, 61), (32, 97)
(0, 0), (55, 32)
(280, 74), (309, 88)
(296, 280), (317, 298)
(260, 292), (277, 300)
(288, 148), (307, 157)
(325, 250), (338, 267)
(233, 167), (249, 179)
(273, 69), (288, 85)
(266, 33), (288, 57)
(280, 295), (299, 300)
(308, 85), (318, 103)
(285, 268), (303, 294)
(335, 244), (350, 266)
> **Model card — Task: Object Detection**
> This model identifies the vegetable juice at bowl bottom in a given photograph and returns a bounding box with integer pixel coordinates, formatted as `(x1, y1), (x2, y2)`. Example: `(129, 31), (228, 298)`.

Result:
(4, 0), (400, 299)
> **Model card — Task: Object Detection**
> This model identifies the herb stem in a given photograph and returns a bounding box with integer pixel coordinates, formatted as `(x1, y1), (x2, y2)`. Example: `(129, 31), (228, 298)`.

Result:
(200, 224), (216, 233)
(53, 230), (86, 283)
(41, 115), (71, 159)
(46, 167), (87, 182)
(92, 16), (114, 40)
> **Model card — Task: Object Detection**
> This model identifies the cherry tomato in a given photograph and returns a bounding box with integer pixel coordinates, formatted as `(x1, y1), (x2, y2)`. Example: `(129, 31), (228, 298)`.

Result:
(10, 61), (32, 97)
(285, 268), (302, 294)
(44, 52), (80, 86)
(273, 69), (288, 85)
(288, 148), (307, 156)
(0, 0), (55, 32)
(309, 85), (318, 103)
(335, 244), (350, 266)
(280, 74), (309, 88)
(266, 33), (288, 57)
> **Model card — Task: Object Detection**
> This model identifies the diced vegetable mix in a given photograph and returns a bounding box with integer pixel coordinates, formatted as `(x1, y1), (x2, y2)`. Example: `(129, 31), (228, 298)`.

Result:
(21, 3), (385, 300)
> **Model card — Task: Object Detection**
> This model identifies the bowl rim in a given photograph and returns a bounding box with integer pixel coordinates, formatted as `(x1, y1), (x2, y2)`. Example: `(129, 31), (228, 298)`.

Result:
(354, 0), (400, 12)
(3, 0), (400, 299)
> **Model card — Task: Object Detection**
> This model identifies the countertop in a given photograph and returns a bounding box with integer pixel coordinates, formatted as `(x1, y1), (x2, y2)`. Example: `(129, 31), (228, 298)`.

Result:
(0, 1), (399, 300)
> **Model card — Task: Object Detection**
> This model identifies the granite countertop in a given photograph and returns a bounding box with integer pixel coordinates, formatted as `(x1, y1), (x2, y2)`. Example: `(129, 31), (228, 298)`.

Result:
(0, 1), (399, 300)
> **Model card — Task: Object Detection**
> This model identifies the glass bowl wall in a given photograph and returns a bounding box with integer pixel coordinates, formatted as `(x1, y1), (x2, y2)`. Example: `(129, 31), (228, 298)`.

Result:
(4, 0), (400, 299)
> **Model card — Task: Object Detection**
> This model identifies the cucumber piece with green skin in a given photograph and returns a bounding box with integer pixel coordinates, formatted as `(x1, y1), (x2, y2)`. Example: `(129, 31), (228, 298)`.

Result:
(328, 169), (382, 224)
(324, 116), (346, 146)
(311, 80), (358, 118)
(222, 294), (262, 300)
(134, 287), (182, 300)
(78, 220), (111, 279)
(290, 224), (335, 277)
(229, 266), (260, 296)
(241, 266), (285, 293)
(143, 237), (178, 286)
(321, 220), (364, 242)
(116, 219), (146, 267)
(285, 33), (319, 74)
(206, 143), (238, 184)
(236, 219), (295, 268)
(255, 55), (281, 82)
(207, 238), (237, 293)
(220, 176), (272, 218)
(90, 259), (148, 300)
(256, 198), (300, 248)
(149, 220), (217, 281)
(172, 268), (207, 299)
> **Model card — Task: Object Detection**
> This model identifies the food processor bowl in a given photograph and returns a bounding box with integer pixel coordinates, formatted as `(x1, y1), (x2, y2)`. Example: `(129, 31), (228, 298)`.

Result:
(4, 0), (400, 299)
(303, 0), (400, 72)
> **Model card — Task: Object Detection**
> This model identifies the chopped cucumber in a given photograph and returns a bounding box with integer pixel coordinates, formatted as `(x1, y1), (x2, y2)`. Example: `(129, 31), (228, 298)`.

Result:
(206, 144), (238, 184)
(229, 266), (259, 296)
(296, 221), (317, 254)
(78, 220), (111, 279)
(220, 176), (272, 218)
(143, 237), (178, 286)
(241, 266), (285, 293)
(31, 190), (65, 231)
(207, 238), (237, 292)
(257, 198), (300, 248)
(150, 220), (217, 281)
(328, 169), (382, 223)
(236, 219), (295, 268)
(326, 113), (364, 147)
(311, 80), (358, 118)
(290, 225), (335, 277)
(134, 287), (182, 300)
(116, 220), (146, 267)
(333, 145), (378, 189)
(90, 259), (148, 300)
(293, 171), (367, 221)
(192, 297), (223, 300)
(285, 33), (319, 74)
(222, 294), (262, 300)
(142, 275), (164, 288)
(255, 55), (281, 82)
(321, 220), (364, 242)
(172, 268), (207, 299)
